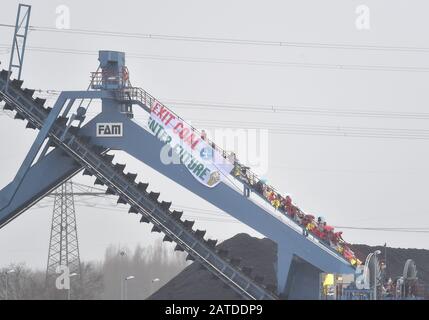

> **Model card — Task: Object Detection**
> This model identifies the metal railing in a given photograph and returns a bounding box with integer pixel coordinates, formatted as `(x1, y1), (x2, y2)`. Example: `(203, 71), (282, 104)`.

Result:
(90, 68), (131, 90)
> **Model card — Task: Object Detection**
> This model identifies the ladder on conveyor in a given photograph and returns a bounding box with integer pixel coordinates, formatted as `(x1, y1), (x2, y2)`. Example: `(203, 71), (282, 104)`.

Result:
(0, 70), (278, 300)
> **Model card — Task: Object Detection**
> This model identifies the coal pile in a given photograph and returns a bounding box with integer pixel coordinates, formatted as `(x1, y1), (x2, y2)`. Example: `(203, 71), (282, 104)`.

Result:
(149, 233), (429, 300)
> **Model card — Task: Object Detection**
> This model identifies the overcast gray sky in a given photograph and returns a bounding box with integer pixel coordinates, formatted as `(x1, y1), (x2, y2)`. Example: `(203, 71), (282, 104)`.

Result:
(1, 0), (429, 269)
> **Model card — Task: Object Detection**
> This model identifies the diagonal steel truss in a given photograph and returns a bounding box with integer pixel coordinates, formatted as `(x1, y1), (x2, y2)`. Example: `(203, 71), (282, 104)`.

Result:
(6, 4), (31, 90)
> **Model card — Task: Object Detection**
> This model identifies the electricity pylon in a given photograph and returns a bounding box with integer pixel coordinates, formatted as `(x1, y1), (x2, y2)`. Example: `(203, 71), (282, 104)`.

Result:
(45, 181), (81, 286)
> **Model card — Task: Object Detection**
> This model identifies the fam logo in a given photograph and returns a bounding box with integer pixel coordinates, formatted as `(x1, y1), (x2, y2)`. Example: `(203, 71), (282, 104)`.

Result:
(96, 123), (123, 137)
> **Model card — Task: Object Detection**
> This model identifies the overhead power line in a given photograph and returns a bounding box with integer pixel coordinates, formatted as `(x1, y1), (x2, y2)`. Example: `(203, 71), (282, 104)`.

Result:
(1, 23), (429, 53)
(14, 89), (429, 121)
(4, 105), (429, 141)
(30, 183), (429, 234)
(75, 202), (429, 233)
(3, 98), (428, 141)
(191, 119), (429, 141)
(1, 44), (428, 73)
(61, 201), (429, 234)
(163, 100), (429, 120)
(335, 226), (429, 233)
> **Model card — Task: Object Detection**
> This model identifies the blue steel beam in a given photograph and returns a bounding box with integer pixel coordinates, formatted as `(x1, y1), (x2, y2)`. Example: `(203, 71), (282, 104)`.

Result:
(0, 148), (82, 228)
(0, 92), (68, 211)
(0, 89), (104, 211)
(79, 112), (355, 297)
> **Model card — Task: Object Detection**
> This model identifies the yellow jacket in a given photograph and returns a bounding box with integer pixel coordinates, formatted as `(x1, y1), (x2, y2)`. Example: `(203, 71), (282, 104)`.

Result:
(272, 199), (280, 209)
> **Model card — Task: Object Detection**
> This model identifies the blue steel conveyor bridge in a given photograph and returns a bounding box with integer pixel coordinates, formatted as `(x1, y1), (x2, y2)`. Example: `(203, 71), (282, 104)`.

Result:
(0, 51), (355, 300)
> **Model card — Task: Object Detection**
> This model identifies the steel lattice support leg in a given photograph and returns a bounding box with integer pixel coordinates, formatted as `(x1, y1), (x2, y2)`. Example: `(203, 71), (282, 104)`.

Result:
(6, 4), (31, 89)
(45, 181), (81, 294)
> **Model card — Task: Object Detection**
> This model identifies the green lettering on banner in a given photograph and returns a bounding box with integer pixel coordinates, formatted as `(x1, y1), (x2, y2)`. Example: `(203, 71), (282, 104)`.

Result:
(148, 117), (158, 133)
(193, 163), (205, 178)
(180, 151), (192, 165)
(150, 125), (210, 182)
(200, 167), (210, 180)
(164, 136), (172, 144)
(155, 125), (163, 138)
(187, 159), (197, 170)
(149, 117), (169, 141)
(150, 100), (234, 188)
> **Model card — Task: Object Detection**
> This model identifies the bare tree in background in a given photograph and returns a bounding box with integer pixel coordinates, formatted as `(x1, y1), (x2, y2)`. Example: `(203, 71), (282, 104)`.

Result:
(1, 240), (188, 300)
(0, 264), (45, 300)
(102, 239), (189, 299)
(1, 262), (103, 300)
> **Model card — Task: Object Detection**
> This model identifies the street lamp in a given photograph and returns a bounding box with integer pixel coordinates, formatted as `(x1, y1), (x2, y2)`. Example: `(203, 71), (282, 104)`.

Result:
(68, 273), (79, 300)
(373, 250), (382, 300)
(149, 278), (160, 297)
(119, 250), (126, 300)
(123, 275), (135, 300)
(5, 269), (15, 300)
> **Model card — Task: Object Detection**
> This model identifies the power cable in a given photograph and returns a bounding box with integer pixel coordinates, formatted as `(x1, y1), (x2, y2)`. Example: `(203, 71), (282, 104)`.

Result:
(1, 44), (429, 73)
(20, 89), (429, 121)
(40, 192), (429, 234)
(2, 23), (429, 53)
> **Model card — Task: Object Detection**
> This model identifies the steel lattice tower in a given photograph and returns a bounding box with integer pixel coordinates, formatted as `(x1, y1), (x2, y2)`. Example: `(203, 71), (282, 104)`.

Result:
(46, 181), (81, 283)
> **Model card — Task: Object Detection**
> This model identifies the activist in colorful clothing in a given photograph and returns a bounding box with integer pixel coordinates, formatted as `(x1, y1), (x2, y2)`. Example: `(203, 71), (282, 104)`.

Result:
(233, 163), (241, 177)
(294, 208), (305, 225)
(262, 185), (270, 199)
(267, 191), (277, 203)
(342, 245), (359, 266)
(254, 180), (264, 194)
(321, 225), (334, 244)
(272, 198), (281, 210)
(302, 214), (315, 229)
(305, 220), (317, 233)
(326, 229), (339, 247)
(283, 196), (294, 216)
(200, 129), (207, 141)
